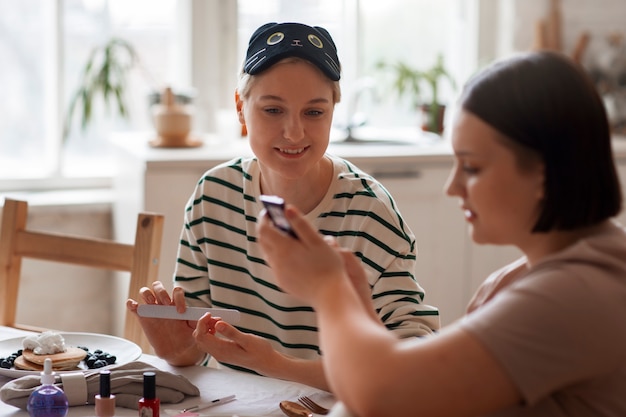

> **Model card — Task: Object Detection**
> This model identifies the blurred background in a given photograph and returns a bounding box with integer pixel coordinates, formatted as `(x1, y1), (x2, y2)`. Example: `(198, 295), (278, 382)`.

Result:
(1, 0), (625, 334)
(3, 0), (625, 186)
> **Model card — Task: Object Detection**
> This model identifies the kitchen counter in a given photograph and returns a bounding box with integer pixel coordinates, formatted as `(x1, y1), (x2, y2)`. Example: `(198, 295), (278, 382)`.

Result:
(110, 130), (456, 167)
(110, 131), (626, 167)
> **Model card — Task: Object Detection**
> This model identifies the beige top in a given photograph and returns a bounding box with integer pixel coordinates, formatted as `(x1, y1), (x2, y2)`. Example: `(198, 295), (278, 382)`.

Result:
(460, 221), (626, 417)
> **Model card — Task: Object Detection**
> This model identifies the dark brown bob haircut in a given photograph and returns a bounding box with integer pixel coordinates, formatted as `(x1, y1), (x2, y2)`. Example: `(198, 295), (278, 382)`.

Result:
(460, 51), (622, 232)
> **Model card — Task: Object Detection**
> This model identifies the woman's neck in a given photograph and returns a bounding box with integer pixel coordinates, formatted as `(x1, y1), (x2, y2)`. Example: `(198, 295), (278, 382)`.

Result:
(259, 156), (334, 214)
(521, 220), (612, 267)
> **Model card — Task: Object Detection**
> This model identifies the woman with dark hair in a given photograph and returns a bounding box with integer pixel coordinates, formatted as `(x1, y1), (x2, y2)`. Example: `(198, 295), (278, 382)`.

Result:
(257, 51), (626, 417)
(460, 51), (621, 231)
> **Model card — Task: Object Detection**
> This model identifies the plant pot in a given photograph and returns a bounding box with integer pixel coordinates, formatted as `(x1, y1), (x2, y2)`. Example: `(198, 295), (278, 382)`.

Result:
(148, 88), (196, 106)
(420, 103), (446, 134)
(150, 87), (202, 148)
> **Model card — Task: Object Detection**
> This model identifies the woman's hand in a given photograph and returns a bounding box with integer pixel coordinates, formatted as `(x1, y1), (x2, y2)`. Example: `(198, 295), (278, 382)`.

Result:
(336, 244), (380, 322)
(193, 313), (330, 390)
(126, 281), (204, 366)
(257, 205), (348, 304)
(193, 314), (278, 372)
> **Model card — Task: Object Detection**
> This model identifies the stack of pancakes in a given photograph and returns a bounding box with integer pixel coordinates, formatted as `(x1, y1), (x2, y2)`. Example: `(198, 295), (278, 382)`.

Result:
(13, 331), (89, 371)
(14, 347), (87, 371)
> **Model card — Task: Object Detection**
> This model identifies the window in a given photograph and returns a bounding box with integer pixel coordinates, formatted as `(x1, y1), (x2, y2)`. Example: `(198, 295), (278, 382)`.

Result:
(0, 1), (52, 182)
(0, 0), (177, 188)
(354, 0), (472, 128)
(62, 0), (178, 178)
(238, 0), (474, 130)
(0, 0), (476, 190)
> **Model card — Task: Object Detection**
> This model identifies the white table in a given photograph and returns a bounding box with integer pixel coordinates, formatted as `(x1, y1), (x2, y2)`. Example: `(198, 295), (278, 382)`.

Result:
(0, 327), (335, 417)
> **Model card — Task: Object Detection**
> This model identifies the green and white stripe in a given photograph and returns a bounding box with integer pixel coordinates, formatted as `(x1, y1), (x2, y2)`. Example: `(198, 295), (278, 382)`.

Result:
(174, 155), (439, 372)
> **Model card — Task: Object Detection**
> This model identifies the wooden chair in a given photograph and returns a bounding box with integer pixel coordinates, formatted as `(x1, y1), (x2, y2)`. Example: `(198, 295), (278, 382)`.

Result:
(0, 198), (164, 352)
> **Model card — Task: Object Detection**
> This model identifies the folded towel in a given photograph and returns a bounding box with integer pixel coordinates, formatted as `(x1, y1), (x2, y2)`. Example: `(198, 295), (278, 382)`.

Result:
(0, 361), (200, 410)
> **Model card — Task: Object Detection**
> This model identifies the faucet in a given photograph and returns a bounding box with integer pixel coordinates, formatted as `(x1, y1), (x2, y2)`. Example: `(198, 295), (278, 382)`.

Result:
(341, 77), (378, 142)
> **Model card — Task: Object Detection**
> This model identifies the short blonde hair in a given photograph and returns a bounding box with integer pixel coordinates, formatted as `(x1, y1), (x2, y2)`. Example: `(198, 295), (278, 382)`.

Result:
(237, 57), (341, 103)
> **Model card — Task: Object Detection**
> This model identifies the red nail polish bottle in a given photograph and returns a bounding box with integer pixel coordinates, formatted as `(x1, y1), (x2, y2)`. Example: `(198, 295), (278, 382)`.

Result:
(138, 371), (159, 417)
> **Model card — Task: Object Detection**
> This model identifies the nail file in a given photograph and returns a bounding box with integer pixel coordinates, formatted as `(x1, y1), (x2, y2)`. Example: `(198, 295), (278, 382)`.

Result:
(137, 305), (240, 323)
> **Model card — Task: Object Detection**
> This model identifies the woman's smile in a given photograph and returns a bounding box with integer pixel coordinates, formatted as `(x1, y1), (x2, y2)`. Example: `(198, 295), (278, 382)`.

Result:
(463, 207), (476, 222)
(277, 146), (308, 156)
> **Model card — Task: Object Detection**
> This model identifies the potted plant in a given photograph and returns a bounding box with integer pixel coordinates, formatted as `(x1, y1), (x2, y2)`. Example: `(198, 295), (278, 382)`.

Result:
(64, 37), (140, 138)
(64, 37), (196, 146)
(376, 53), (456, 134)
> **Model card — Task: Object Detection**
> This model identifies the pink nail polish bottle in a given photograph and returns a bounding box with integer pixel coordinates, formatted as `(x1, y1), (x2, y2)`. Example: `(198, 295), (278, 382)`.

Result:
(138, 371), (160, 417)
(95, 370), (116, 417)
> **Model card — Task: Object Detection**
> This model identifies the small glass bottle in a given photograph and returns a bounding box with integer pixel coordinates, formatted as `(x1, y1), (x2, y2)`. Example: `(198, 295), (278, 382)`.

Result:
(95, 370), (116, 417)
(138, 371), (159, 417)
(27, 358), (69, 417)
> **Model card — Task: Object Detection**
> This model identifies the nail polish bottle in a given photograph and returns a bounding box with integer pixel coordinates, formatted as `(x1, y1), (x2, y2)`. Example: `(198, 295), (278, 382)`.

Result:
(27, 358), (69, 417)
(138, 371), (159, 417)
(95, 370), (116, 417)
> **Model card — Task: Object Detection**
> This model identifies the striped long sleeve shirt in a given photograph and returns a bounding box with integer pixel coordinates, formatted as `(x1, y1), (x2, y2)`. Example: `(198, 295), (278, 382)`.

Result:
(174, 154), (440, 372)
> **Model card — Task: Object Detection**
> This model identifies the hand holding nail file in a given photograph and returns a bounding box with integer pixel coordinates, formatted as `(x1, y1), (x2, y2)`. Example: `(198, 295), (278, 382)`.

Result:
(137, 305), (241, 324)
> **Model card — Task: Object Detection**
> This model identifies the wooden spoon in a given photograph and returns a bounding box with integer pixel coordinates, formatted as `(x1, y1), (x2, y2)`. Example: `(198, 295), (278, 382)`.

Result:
(280, 400), (313, 417)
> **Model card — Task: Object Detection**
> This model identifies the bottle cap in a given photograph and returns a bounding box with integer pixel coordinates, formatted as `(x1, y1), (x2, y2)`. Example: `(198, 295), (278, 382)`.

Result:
(95, 370), (116, 417)
(143, 371), (156, 399)
(99, 370), (111, 397)
(41, 358), (55, 385)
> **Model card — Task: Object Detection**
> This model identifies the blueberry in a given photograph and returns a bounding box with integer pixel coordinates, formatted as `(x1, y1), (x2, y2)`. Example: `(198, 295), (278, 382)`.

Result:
(80, 347), (116, 368)
(93, 359), (108, 368)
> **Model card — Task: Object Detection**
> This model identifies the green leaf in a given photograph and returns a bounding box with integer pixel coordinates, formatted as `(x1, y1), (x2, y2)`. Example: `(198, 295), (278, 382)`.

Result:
(64, 36), (144, 139)
(375, 53), (455, 109)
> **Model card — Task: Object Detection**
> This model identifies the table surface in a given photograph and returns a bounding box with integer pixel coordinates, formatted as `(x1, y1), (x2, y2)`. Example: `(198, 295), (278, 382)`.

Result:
(0, 327), (336, 417)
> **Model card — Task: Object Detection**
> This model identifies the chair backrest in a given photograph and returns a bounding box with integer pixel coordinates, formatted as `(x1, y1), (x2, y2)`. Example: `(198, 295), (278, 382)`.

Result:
(0, 198), (164, 352)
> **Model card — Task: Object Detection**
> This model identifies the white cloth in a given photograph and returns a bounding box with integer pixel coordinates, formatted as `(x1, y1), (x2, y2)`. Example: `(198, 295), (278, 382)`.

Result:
(0, 361), (200, 410)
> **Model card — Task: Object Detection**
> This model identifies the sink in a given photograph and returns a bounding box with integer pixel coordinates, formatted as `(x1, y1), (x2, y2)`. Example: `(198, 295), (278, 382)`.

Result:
(330, 126), (441, 146)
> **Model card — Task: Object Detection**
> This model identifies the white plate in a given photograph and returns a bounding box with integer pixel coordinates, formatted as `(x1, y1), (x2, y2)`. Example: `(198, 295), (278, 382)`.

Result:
(0, 332), (142, 378)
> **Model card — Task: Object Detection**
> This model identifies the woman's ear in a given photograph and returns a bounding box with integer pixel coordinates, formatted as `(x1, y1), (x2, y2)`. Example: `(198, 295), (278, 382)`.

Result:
(235, 89), (242, 108)
(235, 90), (244, 122)
(235, 89), (247, 136)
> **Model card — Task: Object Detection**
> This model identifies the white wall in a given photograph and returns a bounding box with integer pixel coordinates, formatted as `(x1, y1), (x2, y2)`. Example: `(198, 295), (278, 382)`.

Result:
(478, 0), (626, 64)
